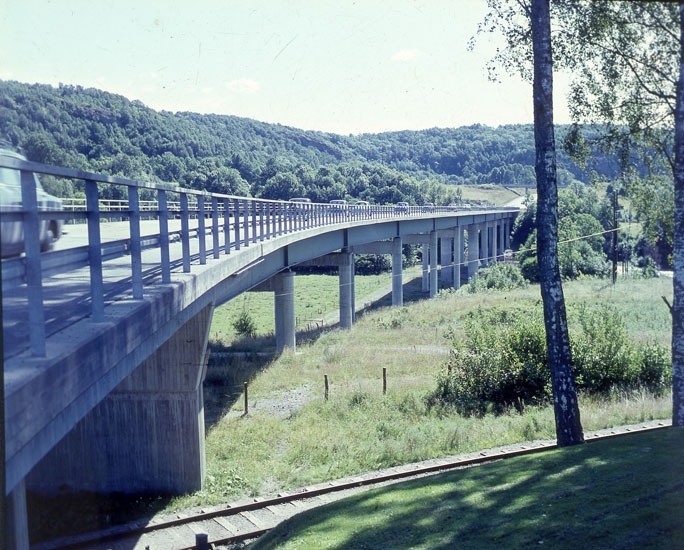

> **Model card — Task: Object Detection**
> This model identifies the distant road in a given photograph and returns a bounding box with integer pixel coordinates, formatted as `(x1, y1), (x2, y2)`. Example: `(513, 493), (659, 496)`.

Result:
(505, 194), (535, 208)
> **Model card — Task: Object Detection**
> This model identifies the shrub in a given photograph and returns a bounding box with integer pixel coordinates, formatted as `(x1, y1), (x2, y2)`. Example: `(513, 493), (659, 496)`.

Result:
(633, 342), (671, 394)
(569, 303), (633, 393)
(429, 302), (671, 416)
(232, 309), (257, 338)
(430, 306), (549, 416)
(466, 263), (528, 293)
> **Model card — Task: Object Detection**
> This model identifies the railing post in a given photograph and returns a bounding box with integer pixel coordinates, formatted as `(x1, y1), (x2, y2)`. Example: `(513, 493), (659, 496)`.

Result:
(223, 197), (231, 255)
(233, 198), (241, 251)
(242, 199), (250, 247)
(128, 186), (143, 299)
(278, 202), (284, 236)
(198, 194), (207, 265)
(211, 197), (220, 259)
(251, 200), (258, 244)
(258, 201), (265, 241)
(158, 189), (171, 284)
(85, 179), (105, 321)
(181, 193), (191, 272)
(21, 169), (46, 356)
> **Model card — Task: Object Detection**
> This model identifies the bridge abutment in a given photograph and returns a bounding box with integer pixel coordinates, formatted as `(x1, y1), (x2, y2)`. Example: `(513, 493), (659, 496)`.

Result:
(26, 303), (213, 496)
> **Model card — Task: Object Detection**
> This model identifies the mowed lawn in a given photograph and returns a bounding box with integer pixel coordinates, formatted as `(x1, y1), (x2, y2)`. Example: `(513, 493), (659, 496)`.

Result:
(251, 427), (684, 550)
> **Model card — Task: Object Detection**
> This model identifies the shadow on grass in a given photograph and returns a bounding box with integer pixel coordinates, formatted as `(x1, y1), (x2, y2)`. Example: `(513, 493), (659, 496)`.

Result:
(251, 428), (684, 550)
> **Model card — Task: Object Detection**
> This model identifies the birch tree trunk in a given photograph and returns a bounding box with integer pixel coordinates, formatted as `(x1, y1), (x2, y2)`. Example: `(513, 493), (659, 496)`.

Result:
(531, 0), (584, 446)
(672, 2), (684, 426)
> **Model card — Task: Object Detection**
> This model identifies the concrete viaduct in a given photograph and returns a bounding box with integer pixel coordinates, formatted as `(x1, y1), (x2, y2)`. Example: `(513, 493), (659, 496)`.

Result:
(1, 155), (518, 548)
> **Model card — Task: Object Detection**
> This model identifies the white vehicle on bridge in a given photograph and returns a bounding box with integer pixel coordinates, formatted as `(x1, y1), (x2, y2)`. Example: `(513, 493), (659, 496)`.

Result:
(328, 199), (348, 217)
(288, 197), (312, 221)
(0, 145), (64, 257)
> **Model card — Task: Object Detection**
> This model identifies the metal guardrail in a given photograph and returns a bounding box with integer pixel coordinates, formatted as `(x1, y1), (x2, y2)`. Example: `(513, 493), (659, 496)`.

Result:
(1, 156), (517, 357)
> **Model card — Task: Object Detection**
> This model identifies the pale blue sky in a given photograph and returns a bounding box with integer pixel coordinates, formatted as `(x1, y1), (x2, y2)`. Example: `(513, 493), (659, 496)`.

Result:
(1, 0), (571, 135)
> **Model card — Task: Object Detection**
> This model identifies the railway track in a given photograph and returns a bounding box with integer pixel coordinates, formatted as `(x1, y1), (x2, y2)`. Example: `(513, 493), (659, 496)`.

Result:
(33, 420), (671, 550)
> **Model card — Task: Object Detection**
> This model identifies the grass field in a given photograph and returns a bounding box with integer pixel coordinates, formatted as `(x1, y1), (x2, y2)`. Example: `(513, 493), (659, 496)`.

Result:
(251, 427), (684, 549)
(27, 271), (675, 544)
(180, 273), (674, 512)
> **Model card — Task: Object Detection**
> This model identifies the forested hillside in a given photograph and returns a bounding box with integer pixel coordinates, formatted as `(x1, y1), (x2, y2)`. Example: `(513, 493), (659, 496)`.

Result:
(0, 80), (618, 203)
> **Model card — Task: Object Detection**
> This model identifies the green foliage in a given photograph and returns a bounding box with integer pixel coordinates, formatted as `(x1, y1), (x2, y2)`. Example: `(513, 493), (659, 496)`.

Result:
(568, 303), (633, 394)
(432, 307), (549, 416)
(430, 302), (671, 416)
(354, 254), (391, 275)
(1, 80), (619, 203)
(232, 309), (257, 338)
(513, 186), (621, 281)
(466, 262), (528, 293)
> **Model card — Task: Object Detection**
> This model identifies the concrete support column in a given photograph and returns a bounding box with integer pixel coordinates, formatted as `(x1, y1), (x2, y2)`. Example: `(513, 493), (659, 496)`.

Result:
(421, 243), (429, 292)
(392, 236), (403, 307)
(429, 230), (438, 298)
(26, 304), (214, 495)
(440, 236), (453, 284)
(339, 250), (353, 329)
(492, 221), (499, 262)
(351, 255), (356, 322)
(468, 224), (480, 280)
(453, 227), (462, 290)
(274, 270), (296, 352)
(7, 480), (29, 550)
(504, 218), (511, 250)
(484, 222), (493, 265)
(477, 223), (486, 267)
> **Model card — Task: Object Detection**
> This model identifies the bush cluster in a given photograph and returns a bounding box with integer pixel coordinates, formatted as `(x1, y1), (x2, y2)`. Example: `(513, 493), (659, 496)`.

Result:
(466, 263), (528, 293)
(429, 303), (670, 416)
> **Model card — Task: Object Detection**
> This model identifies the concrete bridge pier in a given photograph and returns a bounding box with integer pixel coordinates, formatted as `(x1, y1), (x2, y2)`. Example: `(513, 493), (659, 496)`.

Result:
(503, 218), (511, 251)
(468, 224), (480, 280)
(429, 230), (438, 298)
(440, 234), (453, 285)
(274, 270), (296, 352)
(482, 222), (491, 266)
(7, 480), (29, 550)
(421, 243), (429, 292)
(26, 303), (214, 497)
(492, 221), (500, 262)
(392, 237), (403, 307)
(453, 227), (463, 290)
(339, 250), (354, 329)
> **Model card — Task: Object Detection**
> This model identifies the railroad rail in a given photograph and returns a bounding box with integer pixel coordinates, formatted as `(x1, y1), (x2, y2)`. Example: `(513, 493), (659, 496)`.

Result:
(32, 420), (671, 550)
